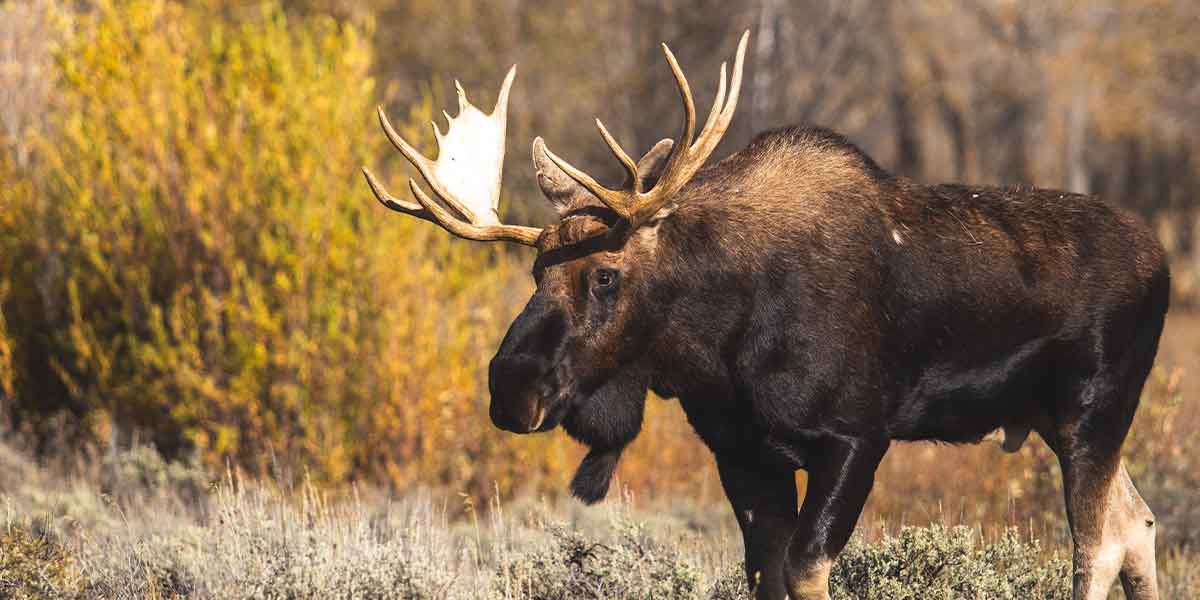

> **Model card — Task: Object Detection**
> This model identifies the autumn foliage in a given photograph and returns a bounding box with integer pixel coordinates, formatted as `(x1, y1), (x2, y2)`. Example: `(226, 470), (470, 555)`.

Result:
(0, 0), (731, 503)
(1, 1), (481, 491)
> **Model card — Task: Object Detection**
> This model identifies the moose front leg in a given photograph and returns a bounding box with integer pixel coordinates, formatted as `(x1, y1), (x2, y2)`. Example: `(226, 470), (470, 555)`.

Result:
(715, 456), (798, 600)
(785, 436), (888, 600)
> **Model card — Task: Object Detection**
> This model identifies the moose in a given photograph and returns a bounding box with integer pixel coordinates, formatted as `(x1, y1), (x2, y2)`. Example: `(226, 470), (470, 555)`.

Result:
(363, 31), (1168, 600)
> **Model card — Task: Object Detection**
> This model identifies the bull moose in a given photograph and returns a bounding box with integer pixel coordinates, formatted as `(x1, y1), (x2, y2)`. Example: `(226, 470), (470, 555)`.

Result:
(362, 31), (1168, 600)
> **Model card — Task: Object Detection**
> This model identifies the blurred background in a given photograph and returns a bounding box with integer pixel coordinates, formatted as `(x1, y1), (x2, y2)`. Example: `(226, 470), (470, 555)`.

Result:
(1, 0), (1197, 562)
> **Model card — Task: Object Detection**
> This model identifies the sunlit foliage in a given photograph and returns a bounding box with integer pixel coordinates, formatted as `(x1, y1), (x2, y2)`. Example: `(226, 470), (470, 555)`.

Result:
(0, 0), (581, 494)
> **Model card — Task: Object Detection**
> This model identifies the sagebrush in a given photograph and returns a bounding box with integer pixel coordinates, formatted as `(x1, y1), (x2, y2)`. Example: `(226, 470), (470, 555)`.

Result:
(2, 441), (1197, 599)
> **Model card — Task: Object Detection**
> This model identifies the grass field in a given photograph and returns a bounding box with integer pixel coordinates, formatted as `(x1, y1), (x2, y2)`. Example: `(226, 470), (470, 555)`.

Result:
(0, 441), (1195, 599)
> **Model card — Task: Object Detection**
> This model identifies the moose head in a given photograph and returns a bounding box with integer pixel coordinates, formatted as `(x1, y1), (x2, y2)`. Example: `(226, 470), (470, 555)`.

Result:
(363, 32), (749, 503)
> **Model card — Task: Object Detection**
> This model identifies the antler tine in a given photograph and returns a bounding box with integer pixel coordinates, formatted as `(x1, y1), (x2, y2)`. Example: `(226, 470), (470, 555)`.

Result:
(494, 65), (516, 119)
(699, 62), (728, 147)
(659, 41), (697, 177)
(540, 142), (634, 218)
(378, 106), (433, 175)
(537, 30), (749, 230)
(407, 179), (541, 245)
(377, 107), (477, 222)
(362, 166), (424, 214)
(595, 119), (641, 193)
(361, 167), (540, 246)
(693, 30), (748, 159)
(625, 30), (749, 226)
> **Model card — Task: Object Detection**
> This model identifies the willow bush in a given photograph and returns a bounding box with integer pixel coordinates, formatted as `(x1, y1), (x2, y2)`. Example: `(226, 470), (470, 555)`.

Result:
(0, 0), (590, 494)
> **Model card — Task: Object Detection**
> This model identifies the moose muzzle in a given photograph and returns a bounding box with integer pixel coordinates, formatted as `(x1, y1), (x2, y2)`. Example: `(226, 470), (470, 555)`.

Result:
(487, 297), (569, 433)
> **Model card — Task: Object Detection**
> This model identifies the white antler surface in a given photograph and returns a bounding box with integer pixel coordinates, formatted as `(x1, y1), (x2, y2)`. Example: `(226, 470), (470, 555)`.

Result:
(429, 69), (515, 225)
(364, 65), (541, 246)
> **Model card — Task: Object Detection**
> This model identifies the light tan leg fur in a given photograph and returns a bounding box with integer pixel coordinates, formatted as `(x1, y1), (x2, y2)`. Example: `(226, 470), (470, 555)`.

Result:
(1071, 461), (1157, 600)
(786, 558), (831, 600)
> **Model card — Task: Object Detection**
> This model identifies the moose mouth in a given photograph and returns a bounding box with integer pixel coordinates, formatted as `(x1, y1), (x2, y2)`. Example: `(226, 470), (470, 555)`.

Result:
(529, 383), (577, 433)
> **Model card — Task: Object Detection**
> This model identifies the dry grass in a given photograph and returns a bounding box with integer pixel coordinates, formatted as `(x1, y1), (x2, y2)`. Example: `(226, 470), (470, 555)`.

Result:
(0, 438), (1194, 599)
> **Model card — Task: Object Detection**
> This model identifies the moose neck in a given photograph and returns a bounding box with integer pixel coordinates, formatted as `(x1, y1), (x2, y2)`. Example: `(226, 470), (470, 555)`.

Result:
(632, 133), (897, 401)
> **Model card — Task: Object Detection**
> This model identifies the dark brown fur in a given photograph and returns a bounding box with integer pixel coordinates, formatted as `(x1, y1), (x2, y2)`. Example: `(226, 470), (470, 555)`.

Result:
(488, 126), (1168, 599)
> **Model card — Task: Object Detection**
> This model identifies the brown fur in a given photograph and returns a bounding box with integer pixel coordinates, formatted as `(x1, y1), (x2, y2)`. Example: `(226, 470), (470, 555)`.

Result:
(488, 125), (1168, 600)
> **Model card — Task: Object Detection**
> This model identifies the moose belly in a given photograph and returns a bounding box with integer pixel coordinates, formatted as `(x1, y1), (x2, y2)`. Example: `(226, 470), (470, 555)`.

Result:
(884, 334), (1057, 445)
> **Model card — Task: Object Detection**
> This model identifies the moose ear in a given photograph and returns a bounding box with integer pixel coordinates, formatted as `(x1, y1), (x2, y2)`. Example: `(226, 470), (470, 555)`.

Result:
(629, 138), (674, 191)
(533, 137), (677, 215)
(532, 137), (586, 213)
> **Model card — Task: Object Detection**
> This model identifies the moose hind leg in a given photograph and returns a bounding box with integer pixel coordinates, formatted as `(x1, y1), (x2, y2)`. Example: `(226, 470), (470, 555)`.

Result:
(1049, 296), (1164, 599)
(1061, 457), (1158, 600)
(1055, 438), (1125, 600)
(1049, 379), (1159, 599)
(1116, 464), (1158, 599)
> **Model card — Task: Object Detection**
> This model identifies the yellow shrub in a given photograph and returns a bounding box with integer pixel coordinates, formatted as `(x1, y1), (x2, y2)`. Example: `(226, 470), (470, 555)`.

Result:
(0, 0), (725, 501)
(4, 0), (482, 487)
(0, 283), (13, 405)
(0, 524), (80, 599)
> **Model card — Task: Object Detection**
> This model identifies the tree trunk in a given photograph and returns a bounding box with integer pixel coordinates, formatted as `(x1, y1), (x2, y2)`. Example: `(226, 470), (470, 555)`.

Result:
(1065, 91), (1089, 194)
(751, 0), (780, 134)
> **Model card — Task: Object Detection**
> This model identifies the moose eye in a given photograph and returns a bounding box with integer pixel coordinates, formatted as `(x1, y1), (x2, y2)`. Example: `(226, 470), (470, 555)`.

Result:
(593, 268), (618, 291)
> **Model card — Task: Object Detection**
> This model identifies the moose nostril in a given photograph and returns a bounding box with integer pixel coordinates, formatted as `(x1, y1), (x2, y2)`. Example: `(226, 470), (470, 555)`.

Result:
(489, 401), (524, 432)
(487, 362), (545, 432)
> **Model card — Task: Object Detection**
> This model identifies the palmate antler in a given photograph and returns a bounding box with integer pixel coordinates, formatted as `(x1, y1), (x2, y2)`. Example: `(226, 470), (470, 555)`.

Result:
(361, 66), (543, 246)
(539, 30), (749, 228)
(364, 30), (749, 241)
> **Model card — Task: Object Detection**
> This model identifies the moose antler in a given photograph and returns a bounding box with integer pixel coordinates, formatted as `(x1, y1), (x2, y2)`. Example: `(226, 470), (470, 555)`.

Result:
(362, 66), (542, 246)
(539, 30), (749, 228)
